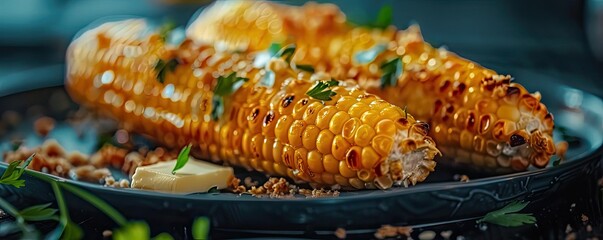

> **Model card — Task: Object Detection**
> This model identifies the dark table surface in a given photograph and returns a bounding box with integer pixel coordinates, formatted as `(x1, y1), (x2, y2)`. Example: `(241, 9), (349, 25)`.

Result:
(1, 0), (603, 239)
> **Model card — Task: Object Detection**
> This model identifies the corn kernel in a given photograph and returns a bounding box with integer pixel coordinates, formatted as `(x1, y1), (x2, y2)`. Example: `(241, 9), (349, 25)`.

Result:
(329, 111), (350, 134)
(316, 130), (335, 154)
(307, 151), (324, 174)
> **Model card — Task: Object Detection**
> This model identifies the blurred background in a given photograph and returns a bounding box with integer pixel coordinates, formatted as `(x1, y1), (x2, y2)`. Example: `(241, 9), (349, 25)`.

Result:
(0, 0), (602, 96)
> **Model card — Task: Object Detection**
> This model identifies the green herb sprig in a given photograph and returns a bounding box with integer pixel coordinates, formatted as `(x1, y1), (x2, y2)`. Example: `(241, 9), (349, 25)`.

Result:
(306, 80), (339, 101)
(477, 201), (536, 227)
(154, 58), (179, 84)
(0, 153), (211, 239)
(380, 58), (403, 89)
(211, 72), (249, 120)
(172, 144), (192, 175)
(0, 153), (35, 188)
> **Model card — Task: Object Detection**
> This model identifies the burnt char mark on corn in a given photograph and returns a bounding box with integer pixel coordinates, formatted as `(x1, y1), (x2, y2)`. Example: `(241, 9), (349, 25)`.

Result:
(185, 1), (556, 171)
(65, 19), (439, 189)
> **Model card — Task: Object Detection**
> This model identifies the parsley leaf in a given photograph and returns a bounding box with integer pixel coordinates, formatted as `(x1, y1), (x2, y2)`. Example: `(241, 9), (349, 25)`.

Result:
(158, 20), (177, 42)
(114, 221), (150, 240)
(192, 217), (210, 240)
(354, 43), (387, 64)
(477, 201), (536, 227)
(296, 64), (315, 73)
(306, 80), (339, 101)
(373, 5), (393, 29)
(275, 44), (296, 63)
(19, 203), (59, 222)
(380, 58), (403, 89)
(154, 58), (179, 84)
(172, 144), (192, 175)
(213, 72), (249, 96)
(0, 153), (35, 188)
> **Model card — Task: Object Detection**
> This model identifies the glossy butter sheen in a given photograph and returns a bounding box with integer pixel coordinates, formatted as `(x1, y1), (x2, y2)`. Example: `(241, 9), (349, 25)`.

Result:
(131, 159), (234, 194)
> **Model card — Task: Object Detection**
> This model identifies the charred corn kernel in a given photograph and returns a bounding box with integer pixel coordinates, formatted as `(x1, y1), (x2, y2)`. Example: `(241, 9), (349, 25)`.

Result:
(302, 125), (320, 150)
(302, 102), (323, 125)
(68, 19), (439, 189)
(189, 1), (556, 171)
(288, 120), (306, 147)
(329, 111), (350, 134)
(316, 130), (334, 154)
(332, 135), (351, 161)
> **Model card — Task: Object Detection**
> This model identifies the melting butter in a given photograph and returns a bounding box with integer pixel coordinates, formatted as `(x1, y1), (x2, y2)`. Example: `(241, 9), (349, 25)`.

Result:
(131, 158), (233, 194)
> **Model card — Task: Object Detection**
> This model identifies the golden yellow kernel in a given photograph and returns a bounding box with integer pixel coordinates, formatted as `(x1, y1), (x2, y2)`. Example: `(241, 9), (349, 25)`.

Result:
(302, 125), (320, 150)
(357, 169), (375, 182)
(335, 96), (356, 112)
(375, 119), (396, 136)
(302, 102), (324, 125)
(282, 145), (295, 169)
(348, 102), (371, 118)
(329, 111), (350, 134)
(295, 148), (310, 177)
(380, 106), (401, 119)
(497, 105), (520, 122)
(371, 135), (393, 156)
(360, 110), (381, 127)
(272, 139), (283, 163)
(321, 173), (336, 185)
(275, 115), (294, 143)
(361, 147), (381, 169)
(349, 178), (365, 189)
(460, 130), (473, 150)
(323, 154), (339, 174)
(332, 135), (351, 161)
(274, 162), (289, 176)
(339, 160), (357, 178)
(354, 124), (376, 147)
(287, 120), (306, 147)
(315, 106), (338, 129)
(262, 138), (275, 162)
(307, 151), (324, 174)
(341, 118), (361, 142)
(316, 130), (335, 154)
(334, 174), (351, 187)
(292, 98), (310, 119)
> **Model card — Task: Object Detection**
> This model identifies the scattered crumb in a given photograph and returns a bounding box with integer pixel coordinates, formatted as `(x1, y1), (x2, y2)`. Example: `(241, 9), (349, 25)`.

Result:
(418, 230), (436, 240)
(334, 227), (346, 239)
(582, 214), (589, 223)
(566, 224), (573, 234)
(244, 177), (258, 188)
(102, 230), (112, 238)
(440, 230), (453, 239)
(2, 110), (21, 128)
(566, 232), (576, 240)
(374, 225), (412, 239)
(34, 116), (56, 137)
(587, 225), (592, 232)
(453, 174), (470, 182)
(72, 166), (111, 183)
(556, 141), (569, 160)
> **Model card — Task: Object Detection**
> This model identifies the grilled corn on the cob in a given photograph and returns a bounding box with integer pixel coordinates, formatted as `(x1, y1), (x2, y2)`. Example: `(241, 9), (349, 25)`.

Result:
(65, 19), (440, 189)
(187, 1), (556, 171)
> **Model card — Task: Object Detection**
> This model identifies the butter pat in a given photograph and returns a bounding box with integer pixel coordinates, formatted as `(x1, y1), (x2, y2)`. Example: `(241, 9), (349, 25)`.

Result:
(131, 158), (233, 194)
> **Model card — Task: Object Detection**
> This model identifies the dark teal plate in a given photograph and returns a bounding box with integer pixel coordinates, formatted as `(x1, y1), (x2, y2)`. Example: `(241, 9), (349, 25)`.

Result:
(0, 65), (602, 237)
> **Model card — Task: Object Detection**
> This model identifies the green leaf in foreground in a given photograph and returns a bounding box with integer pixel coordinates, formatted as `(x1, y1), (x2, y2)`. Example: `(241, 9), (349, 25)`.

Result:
(306, 79), (339, 101)
(380, 58), (403, 89)
(158, 20), (177, 42)
(0, 153), (35, 188)
(296, 64), (315, 73)
(275, 44), (296, 63)
(213, 72), (249, 97)
(19, 203), (58, 222)
(172, 144), (192, 174)
(477, 201), (536, 227)
(373, 5), (393, 29)
(114, 222), (150, 240)
(192, 217), (210, 240)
